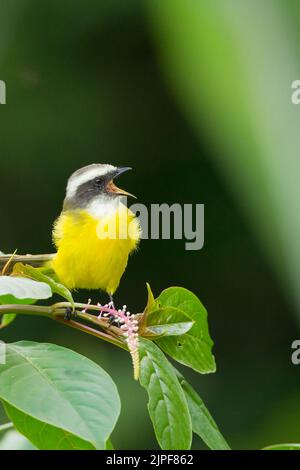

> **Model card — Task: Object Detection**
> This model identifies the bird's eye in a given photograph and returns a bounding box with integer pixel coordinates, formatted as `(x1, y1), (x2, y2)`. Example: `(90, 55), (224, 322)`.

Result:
(94, 177), (103, 186)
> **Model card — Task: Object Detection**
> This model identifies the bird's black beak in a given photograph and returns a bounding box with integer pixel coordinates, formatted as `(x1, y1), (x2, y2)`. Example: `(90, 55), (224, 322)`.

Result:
(115, 167), (132, 177)
(106, 167), (136, 198)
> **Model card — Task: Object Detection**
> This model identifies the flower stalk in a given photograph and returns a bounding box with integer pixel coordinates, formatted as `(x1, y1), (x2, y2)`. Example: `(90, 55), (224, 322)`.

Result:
(98, 303), (140, 380)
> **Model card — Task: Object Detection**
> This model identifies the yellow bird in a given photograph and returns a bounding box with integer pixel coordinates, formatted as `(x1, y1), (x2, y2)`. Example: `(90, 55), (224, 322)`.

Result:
(51, 164), (141, 300)
(0, 164), (141, 304)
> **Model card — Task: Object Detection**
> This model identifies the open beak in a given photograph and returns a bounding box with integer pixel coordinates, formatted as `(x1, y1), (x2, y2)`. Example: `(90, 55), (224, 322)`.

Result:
(106, 167), (136, 198)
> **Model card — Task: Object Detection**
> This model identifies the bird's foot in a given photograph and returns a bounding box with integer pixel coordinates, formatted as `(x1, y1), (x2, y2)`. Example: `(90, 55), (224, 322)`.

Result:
(107, 315), (121, 327)
(64, 307), (77, 321)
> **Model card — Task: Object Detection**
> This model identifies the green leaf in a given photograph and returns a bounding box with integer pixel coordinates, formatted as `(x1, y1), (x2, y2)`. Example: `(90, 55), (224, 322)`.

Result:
(106, 439), (114, 450)
(0, 314), (16, 329)
(0, 427), (36, 450)
(145, 282), (157, 313)
(263, 444), (300, 450)
(145, 322), (194, 337)
(0, 276), (52, 304)
(139, 338), (192, 450)
(144, 307), (194, 337)
(139, 283), (158, 333)
(4, 404), (95, 450)
(175, 369), (230, 450)
(13, 263), (74, 306)
(0, 341), (120, 450)
(154, 287), (216, 374)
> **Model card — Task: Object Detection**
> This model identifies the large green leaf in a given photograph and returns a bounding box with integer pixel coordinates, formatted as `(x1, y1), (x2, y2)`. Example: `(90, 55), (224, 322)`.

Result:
(263, 443), (300, 450)
(139, 338), (192, 450)
(144, 307), (194, 337)
(145, 322), (194, 338)
(106, 439), (114, 450)
(154, 287), (215, 373)
(4, 404), (95, 450)
(0, 274), (53, 327)
(13, 263), (74, 305)
(0, 341), (120, 450)
(175, 369), (230, 450)
(0, 276), (52, 304)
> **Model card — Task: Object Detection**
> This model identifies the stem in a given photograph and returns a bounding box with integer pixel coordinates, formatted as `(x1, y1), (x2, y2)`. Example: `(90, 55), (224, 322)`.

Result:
(52, 303), (122, 337)
(0, 303), (128, 351)
(54, 302), (102, 312)
(0, 304), (52, 317)
(55, 318), (128, 351)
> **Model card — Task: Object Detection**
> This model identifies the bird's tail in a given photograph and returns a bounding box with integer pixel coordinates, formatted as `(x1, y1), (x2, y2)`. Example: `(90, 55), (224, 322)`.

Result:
(0, 254), (55, 274)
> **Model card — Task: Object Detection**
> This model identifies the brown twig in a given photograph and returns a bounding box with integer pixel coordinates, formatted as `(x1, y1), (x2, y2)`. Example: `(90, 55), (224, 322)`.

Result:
(55, 317), (128, 350)
(0, 302), (129, 351)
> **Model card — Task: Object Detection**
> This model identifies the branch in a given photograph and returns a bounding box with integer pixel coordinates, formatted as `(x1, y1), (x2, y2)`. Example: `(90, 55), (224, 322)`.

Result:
(0, 254), (55, 274)
(0, 302), (128, 351)
(55, 317), (128, 350)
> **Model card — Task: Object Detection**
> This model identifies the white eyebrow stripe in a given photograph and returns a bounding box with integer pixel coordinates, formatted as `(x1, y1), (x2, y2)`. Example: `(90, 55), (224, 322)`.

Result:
(66, 164), (116, 198)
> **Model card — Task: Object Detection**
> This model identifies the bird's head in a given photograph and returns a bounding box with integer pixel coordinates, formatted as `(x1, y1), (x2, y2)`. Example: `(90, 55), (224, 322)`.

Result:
(63, 164), (136, 212)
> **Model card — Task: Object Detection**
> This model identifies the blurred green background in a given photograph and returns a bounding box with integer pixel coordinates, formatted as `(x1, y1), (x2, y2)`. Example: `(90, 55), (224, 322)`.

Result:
(1, 0), (300, 449)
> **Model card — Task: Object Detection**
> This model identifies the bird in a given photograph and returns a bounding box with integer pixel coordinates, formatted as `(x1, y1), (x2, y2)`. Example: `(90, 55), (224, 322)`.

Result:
(0, 164), (141, 302)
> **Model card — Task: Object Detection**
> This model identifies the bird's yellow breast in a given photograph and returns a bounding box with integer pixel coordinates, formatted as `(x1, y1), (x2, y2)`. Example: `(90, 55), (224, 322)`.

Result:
(51, 205), (140, 294)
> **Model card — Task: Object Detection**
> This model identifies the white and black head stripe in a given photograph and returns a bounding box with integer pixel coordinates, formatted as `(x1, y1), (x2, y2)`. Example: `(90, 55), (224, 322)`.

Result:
(66, 163), (116, 199)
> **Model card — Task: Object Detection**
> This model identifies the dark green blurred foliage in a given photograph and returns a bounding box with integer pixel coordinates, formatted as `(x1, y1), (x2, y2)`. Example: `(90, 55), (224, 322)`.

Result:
(0, 0), (300, 449)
